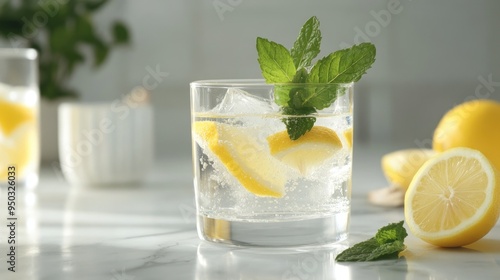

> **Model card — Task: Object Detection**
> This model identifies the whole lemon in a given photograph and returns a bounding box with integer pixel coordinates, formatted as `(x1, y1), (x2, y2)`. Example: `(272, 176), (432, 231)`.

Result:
(433, 99), (500, 170)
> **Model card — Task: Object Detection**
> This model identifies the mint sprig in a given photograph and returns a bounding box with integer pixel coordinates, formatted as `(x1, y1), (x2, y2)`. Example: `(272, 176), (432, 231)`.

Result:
(256, 37), (296, 83)
(335, 221), (408, 262)
(256, 16), (376, 140)
(290, 16), (321, 69)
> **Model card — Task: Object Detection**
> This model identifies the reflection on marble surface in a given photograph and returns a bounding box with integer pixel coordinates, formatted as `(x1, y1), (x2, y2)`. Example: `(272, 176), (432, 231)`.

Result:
(0, 152), (499, 279)
(196, 243), (347, 280)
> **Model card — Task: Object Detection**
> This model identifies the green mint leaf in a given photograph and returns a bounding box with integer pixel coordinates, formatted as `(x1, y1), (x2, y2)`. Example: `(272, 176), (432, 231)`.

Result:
(375, 221), (408, 245)
(288, 87), (309, 108)
(300, 42), (375, 109)
(335, 238), (380, 262)
(273, 68), (309, 106)
(336, 221), (407, 262)
(274, 86), (291, 107)
(292, 67), (309, 83)
(307, 42), (376, 84)
(367, 241), (406, 261)
(282, 106), (316, 140)
(297, 84), (341, 110)
(257, 37), (296, 83)
(290, 16), (321, 69)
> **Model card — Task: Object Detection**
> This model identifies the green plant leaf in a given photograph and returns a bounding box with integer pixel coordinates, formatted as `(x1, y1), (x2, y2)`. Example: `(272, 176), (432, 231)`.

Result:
(0, 19), (23, 36)
(290, 16), (321, 69)
(91, 37), (110, 67)
(256, 37), (296, 83)
(0, 0), (131, 100)
(75, 16), (95, 42)
(84, 0), (109, 11)
(66, 50), (86, 76)
(307, 42), (376, 84)
(49, 27), (69, 53)
(301, 43), (375, 109)
(292, 67), (308, 83)
(273, 68), (309, 106)
(375, 221), (408, 244)
(112, 21), (130, 44)
(336, 221), (407, 262)
(256, 17), (376, 140)
(299, 84), (340, 110)
(281, 106), (316, 140)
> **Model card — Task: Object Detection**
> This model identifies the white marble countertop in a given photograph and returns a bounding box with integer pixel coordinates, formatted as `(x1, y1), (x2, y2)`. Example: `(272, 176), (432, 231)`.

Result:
(1, 145), (500, 280)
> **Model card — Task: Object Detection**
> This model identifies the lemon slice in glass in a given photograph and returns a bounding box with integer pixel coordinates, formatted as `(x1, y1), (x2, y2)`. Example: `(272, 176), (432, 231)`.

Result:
(343, 127), (353, 148)
(193, 121), (286, 198)
(267, 126), (343, 174)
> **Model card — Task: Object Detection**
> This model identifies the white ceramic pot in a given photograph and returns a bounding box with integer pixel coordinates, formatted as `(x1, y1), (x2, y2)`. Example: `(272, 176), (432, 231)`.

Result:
(40, 98), (75, 163)
(58, 102), (153, 185)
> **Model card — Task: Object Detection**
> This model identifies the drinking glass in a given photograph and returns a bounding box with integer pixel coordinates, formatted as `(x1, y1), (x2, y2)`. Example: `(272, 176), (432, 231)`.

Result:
(190, 80), (353, 247)
(0, 49), (39, 188)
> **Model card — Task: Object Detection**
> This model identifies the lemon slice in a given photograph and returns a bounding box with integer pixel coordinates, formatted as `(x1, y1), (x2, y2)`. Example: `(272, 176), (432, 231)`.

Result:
(193, 121), (285, 198)
(382, 149), (436, 190)
(404, 147), (500, 247)
(0, 98), (34, 136)
(343, 127), (353, 148)
(0, 123), (37, 180)
(267, 126), (343, 174)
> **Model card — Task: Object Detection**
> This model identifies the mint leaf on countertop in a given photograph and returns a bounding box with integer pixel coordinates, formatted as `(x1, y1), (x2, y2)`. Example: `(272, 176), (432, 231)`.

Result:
(257, 37), (296, 83)
(376, 220), (408, 244)
(336, 221), (407, 262)
(290, 16), (321, 69)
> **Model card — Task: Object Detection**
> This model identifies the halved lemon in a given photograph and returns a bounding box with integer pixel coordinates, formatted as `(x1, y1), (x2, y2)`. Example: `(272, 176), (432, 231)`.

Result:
(0, 98), (34, 136)
(404, 147), (500, 247)
(193, 121), (285, 197)
(382, 149), (436, 190)
(267, 126), (343, 174)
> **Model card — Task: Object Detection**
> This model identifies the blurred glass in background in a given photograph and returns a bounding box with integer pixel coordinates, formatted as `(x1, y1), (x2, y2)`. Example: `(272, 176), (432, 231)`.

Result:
(0, 48), (39, 188)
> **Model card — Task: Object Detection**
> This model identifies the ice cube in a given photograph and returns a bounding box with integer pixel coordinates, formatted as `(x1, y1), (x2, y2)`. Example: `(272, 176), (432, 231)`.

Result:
(0, 82), (38, 106)
(212, 88), (274, 115)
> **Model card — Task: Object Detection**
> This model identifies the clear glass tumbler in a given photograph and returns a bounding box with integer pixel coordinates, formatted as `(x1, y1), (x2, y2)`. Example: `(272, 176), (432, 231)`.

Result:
(190, 80), (353, 247)
(0, 49), (40, 188)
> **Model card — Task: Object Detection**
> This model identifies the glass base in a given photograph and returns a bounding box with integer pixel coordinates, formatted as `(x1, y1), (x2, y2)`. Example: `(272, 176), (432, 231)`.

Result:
(197, 213), (349, 247)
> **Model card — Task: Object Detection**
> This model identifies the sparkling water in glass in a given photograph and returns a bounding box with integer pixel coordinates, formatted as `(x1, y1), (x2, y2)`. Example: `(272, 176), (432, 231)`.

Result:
(190, 80), (353, 247)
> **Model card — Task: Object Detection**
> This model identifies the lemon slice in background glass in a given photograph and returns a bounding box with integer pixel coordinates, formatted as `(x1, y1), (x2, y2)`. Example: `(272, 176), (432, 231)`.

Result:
(0, 97), (34, 136)
(0, 97), (36, 180)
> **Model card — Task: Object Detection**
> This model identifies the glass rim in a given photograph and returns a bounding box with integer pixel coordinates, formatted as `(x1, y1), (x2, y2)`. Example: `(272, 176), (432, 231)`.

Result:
(0, 48), (38, 60)
(190, 79), (354, 88)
